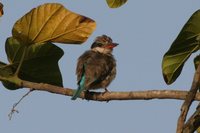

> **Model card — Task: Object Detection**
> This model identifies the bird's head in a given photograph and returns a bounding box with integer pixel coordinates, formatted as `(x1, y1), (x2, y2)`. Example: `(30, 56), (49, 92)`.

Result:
(91, 35), (118, 54)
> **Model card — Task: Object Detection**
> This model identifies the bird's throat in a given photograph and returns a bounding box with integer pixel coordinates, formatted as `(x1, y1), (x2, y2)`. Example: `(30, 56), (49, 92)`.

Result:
(92, 47), (112, 54)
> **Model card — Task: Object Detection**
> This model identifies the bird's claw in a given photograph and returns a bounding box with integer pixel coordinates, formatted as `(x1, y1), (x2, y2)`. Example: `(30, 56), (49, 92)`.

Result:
(104, 88), (109, 93)
(102, 88), (109, 103)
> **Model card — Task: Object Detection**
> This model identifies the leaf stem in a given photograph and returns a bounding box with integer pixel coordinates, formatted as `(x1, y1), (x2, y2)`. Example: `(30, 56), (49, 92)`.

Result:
(14, 46), (27, 76)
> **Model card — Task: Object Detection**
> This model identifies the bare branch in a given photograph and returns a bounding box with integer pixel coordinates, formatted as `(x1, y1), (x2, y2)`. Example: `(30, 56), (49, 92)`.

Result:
(183, 103), (200, 133)
(177, 63), (200, 133)
(20, 80), (200, 101)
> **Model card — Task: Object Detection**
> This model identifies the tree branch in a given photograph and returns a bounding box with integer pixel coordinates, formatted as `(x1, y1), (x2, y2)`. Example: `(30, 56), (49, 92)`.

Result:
(20, 80), (200, 101)
(177, 63), (200, 133)
(183, 103), (200, 133)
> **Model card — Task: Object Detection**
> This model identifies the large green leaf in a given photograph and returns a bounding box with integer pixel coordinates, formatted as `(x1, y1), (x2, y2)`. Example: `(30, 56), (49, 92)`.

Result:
(106, 0), (127, 8)
(194, 55), (200, 70)
(12, 3), (96, 45)
(5, 37), (64, 88)
(162, 10), (200, 84)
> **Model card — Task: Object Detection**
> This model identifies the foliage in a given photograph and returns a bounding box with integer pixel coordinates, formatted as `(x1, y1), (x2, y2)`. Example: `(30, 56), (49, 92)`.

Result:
(194, 55), (200, 70)
(162, 10), (200, 84)
(12, 3), (96, 45)
(106, 0), (127, 8)
(0, 1), (200, 132)
(4, 37), (64, 89)
(0, 3), (96, 90)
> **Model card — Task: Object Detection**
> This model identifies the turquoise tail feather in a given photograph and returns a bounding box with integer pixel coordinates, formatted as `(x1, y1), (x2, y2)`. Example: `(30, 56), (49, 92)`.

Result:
(71, 74), (86, 100)
(71, 86), (84, 100)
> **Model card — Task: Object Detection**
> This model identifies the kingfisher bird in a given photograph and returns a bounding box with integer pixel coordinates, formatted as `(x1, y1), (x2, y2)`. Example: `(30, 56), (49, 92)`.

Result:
(71, 35), (118, 100)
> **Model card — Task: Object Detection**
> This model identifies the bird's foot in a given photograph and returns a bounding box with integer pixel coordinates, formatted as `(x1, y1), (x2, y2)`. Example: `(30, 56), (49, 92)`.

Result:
(102, 88), (109, 103)
(85, 90), (90, 101)
(104, 88), (109, 93)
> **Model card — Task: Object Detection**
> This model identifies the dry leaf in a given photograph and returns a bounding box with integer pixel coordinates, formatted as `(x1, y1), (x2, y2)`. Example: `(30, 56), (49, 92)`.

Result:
(0, 2), (4, 17)
(12, 3), (96, 45)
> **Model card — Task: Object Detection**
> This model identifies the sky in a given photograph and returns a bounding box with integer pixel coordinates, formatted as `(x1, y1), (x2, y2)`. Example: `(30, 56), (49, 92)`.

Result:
(0, 0), (200, 133)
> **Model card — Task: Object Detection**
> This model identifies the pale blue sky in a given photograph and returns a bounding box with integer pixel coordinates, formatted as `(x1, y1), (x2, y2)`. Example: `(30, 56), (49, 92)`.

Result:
(0, 1), (200, 133)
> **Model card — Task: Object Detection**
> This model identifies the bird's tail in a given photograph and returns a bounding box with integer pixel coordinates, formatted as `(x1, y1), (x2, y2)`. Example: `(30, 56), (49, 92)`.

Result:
(72, 65), (86, 100)
(71, 86), (84, 100)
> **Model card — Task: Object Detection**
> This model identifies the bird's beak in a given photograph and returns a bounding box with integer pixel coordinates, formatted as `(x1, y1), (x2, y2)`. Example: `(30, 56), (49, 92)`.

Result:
(113, 43), (119, 47)
(106, 43), (119, 49)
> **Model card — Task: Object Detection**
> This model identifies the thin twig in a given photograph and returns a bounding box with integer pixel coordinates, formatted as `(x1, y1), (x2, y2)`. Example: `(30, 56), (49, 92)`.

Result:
(8, 89), (34, 120)
(177, 63), (200, 133)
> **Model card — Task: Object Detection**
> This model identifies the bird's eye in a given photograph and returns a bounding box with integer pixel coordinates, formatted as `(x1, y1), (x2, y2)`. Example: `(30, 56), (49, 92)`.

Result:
(97, 43), (103, 46)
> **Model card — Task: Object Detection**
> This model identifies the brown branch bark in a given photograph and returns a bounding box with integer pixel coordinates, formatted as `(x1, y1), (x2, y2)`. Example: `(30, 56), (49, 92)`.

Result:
(183, 103), (200, 133)
(177, 63), (200, 133)
(20, 80), (200, 101)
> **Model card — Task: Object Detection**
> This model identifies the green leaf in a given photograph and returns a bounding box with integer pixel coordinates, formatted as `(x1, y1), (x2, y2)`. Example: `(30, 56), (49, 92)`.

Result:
(0, 61), (13, 77)
(2, 80), (21, 90)
(106, 0), (127, 8)
(0, 62), (20, 90)
(0, 61), (6, 67)
(162, 10), (200, 84)
(5, 37), (64, 87)
(12, 3), (96, 45)
(194, 55), (200, 70)
(5, 36), (26, 64)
